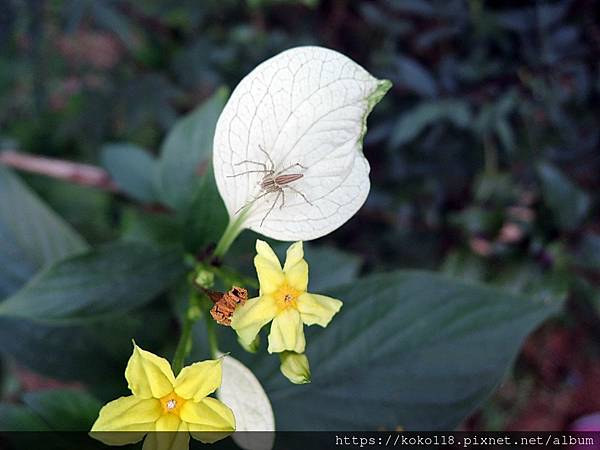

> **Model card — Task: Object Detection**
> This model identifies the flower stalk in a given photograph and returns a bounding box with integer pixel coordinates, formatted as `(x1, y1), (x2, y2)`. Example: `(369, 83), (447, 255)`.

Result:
(172, 294), (203, 376)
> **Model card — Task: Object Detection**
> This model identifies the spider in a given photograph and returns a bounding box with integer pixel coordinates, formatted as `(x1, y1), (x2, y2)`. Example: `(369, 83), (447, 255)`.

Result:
(228, 145), (312, 225)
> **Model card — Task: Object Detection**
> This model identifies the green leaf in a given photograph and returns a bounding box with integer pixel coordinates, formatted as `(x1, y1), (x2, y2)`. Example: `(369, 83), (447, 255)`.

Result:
(0, 242), (185, 323)
(183, 165), (229, 253)
(537, 163), (591, 231)
(0, 167), (88, 297)
(90, 0), (138, 50)
(275, 243), (363, 292)
(156, 87), (229, 212)
(101, 143), (157, 203)
(261, 271), (561, 430)
(575, 233), (600, 271)
(0, 404), (50, 431)
(303, 245), (363, 292)
(389, 100), (471, 148)
(120, 207), (183, 246)
(22, 389), (101, 431)
(0, 307), (172, 399)
(394, 55), (438, 98)
(1, 390), (105, 448)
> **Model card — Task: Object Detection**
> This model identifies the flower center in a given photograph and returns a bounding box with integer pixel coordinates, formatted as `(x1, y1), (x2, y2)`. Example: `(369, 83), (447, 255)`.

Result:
(274, 283), (301, 310)
(159, 391), (186, 416)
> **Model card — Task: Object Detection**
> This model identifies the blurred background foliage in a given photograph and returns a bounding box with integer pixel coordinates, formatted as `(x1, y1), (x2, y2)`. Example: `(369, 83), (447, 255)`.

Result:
(1, 0), (600, 432)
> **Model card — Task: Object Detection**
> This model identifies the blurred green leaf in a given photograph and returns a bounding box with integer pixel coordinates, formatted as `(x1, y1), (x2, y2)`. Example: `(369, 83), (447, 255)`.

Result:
(120, 207), (182, 246)
(28, 179), (114, 243)
(101, 143), (157, 203)
(1, 390), (105, 448)
(183, 165), (229, 254)
(294, 244), (363, 292)
(23, 389), (101, 431)
(449, 207), (502, 235)
(0, 307), (171, 399)
(389, 100), (471, 148)
(441, 251), (487, 282)
(247, 0), (319, 8)
(0, 242), (185, 323)
(474, 172), (518, 204)
(90, 0), (139, 50)
(260, 271), (561, 430)
(493, 261), (569, 304)
(575, 233), (600, 271)
(537, 163), (591, 231)
(0, 404), (50, 431)
(394, 55), (438, 97)
(0, 167), (88, 298)
(156, 87), (229, 212)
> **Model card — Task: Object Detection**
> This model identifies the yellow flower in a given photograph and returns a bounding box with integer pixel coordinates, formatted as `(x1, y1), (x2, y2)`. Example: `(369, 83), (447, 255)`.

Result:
(90, 343), (235, 450)
(231, 240), (342, 354)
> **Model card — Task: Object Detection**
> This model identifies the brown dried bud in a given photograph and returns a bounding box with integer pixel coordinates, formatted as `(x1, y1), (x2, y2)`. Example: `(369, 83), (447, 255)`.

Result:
(209, 286), (248, 326)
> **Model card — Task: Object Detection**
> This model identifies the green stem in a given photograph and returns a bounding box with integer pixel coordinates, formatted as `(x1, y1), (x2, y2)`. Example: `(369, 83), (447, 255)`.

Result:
(205, 313), (219, 359)
(213, 210), (248, 258)
(483, 135), (498, 175)
(172, 297), (202, 376)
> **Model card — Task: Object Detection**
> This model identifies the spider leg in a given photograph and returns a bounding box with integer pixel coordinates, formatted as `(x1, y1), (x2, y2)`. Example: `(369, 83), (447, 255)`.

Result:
(261, 190), (281, 226)
(234, 191), (270, 215)
(279, 188), (286, 210)
(283, 184), (312, 205)
(258, 145), (276, 171)
(277, 162), (307, 175)
(235, 160), (267, 170)
(227, 169), (271, 178)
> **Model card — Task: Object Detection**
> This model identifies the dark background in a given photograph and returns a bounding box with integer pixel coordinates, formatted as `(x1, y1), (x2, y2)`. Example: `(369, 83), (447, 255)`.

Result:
(1, 0), (600, 431)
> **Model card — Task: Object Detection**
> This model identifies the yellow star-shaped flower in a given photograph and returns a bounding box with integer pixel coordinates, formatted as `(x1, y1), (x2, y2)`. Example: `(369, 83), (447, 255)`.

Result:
(90, 343), (235, 450)
(231, 240), (343, 354)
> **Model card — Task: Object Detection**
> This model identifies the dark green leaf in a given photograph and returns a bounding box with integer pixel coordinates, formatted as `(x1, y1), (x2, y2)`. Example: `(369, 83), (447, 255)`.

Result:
(274, 244), (363, 292)
(537, 163), (591, 231)
(0, 167), (88, 298)
(389, 100), (471, 148)
(156, 88), (229, 212)
(1, 390), (106, 447)
(0, 404), (50, 431)
(260, 271), (561, 430)
(183, 165), (229, 254)
(0, 242), (185, 323)
(22, 389), (101, 431)
(394, 55), (438, 97)
(575, 233), (600, 271)
(0, 307), (172, 399)
(90, 0), (138, 50)
(101, 143), (157, 203)
(120, 207), (183, 246)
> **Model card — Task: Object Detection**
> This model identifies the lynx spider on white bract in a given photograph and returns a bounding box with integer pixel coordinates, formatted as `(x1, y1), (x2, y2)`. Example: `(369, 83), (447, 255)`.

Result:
(227, 145), (312, 225)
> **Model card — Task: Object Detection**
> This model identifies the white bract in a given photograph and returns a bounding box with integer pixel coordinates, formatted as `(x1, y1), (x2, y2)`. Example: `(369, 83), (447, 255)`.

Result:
(217, 355), (275, 450)
(213, 46), (391, 241)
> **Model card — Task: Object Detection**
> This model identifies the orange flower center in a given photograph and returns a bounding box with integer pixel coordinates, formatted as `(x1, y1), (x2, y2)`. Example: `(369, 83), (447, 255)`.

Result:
(274, 282), (301, 310)
(159, 391), (186, 416)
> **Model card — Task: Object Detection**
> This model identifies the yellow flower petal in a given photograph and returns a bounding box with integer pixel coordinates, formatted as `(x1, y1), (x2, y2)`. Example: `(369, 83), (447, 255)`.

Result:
(90, 395), (161, 445)
(182, 397), (235, 444)
(142, 416), (189, 450)
(297, 293), (343, 327)
(174, 359), (222, 402)
(255, 241), (284, 295)
(284, 259), (308, 292)
(282, 241), (303, 272)
(231, 296), (278, 347)
(268, 308), (306, 353)
(125, 343), (176, 399)
(256, 240), (281, 267)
